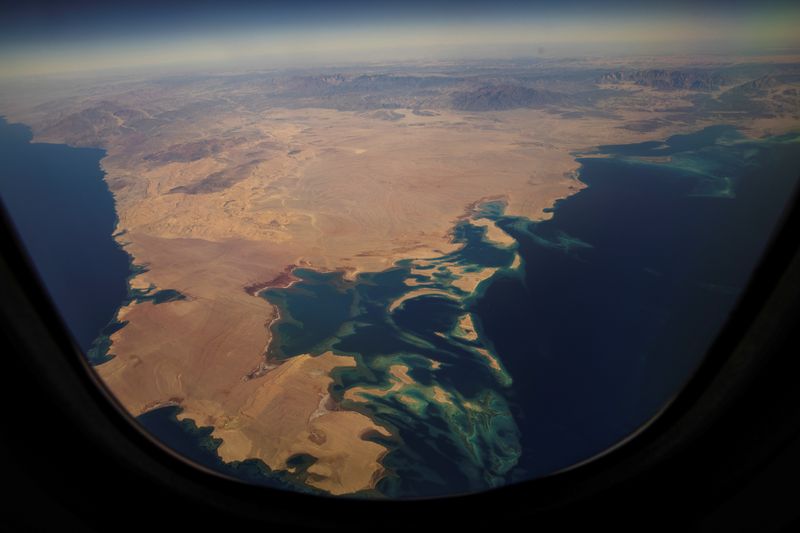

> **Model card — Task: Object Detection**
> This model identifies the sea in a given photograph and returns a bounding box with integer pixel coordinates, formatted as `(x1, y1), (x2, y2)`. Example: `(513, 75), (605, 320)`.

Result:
(1, 116), (797, 498)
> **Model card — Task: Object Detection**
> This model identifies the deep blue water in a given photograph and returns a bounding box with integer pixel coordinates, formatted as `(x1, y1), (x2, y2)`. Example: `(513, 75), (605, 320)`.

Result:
(257, 125), (800, 496)
(483, 126), (800, 478)
(2, 114), (798, 499)
(0, 117), (131, 356)
(137, 405), (321, 494)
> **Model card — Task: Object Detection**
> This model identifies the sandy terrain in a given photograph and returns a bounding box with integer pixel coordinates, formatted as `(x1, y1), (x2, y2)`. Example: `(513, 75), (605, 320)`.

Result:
(2, 59), (798, 495)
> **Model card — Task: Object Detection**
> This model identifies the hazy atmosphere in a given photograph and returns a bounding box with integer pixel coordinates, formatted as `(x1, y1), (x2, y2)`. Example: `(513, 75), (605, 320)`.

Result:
(2, 1), (800, 77)
(1, 0), (798, 499)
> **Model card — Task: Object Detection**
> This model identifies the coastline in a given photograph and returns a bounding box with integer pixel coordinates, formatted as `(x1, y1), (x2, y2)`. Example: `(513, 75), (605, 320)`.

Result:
(0, 117), (133, 361)
(4, 90), (792, 494)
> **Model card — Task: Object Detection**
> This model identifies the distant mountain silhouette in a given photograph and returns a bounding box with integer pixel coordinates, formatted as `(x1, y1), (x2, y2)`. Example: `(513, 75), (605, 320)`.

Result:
(282, 74), (460, 97)
(38, 101), (158, 147)
(598, 69), (727, 91)
(451, 85), (565, 111)
(723, 75), (781, 97)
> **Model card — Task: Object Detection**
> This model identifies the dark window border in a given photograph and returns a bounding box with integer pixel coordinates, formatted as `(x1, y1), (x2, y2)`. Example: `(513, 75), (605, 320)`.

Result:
(1, 171), (799, 529)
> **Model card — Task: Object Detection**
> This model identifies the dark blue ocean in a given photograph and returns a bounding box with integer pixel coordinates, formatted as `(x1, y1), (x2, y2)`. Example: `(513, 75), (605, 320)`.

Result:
(482, 127), (800, 479)
(0, 117), (130, 356)
(1, 116), (797, 497)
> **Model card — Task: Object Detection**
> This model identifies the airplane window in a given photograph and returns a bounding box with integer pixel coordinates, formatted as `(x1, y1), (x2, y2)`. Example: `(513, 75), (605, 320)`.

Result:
(0, 1), (798, 499)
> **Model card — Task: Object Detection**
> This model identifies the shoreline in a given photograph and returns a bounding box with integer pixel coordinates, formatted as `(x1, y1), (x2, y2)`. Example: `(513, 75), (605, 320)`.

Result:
(0, 114), (607, 496)
(244, 264), (300, 296)
(7, 85), (795, 496)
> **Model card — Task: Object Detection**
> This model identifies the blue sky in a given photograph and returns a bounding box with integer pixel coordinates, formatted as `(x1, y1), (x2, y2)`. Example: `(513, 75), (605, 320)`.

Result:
(1, 0), (798, 77)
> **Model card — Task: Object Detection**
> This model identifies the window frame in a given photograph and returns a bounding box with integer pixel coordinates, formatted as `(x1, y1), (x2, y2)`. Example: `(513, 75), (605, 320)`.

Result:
(1, 173), (799, 528)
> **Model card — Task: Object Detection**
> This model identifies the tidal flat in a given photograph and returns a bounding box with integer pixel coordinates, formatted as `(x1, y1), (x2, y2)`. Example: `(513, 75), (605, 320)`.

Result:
(197, 124), (799, 497)
(2, 56), (798, 497)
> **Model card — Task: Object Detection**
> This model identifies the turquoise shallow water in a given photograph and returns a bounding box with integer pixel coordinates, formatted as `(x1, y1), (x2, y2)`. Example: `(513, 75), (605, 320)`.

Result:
(256, 125), (800, 497)
(260, 210), (524, 497)
(2, 116), (798, 498)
